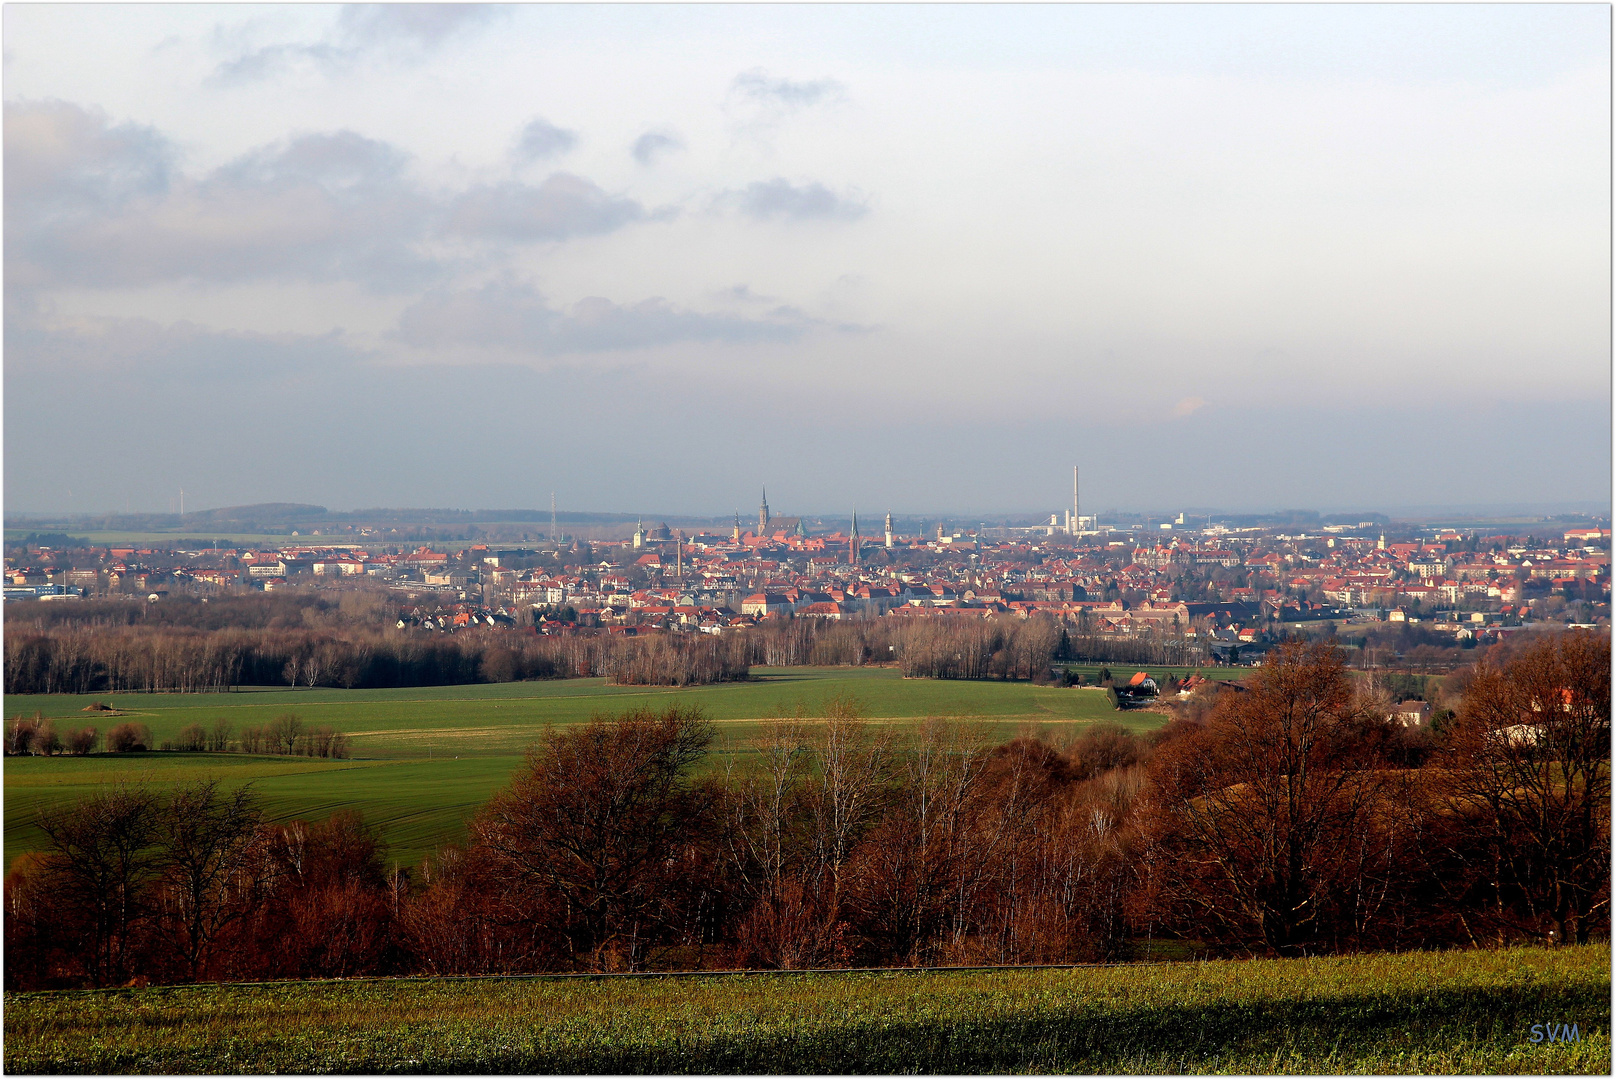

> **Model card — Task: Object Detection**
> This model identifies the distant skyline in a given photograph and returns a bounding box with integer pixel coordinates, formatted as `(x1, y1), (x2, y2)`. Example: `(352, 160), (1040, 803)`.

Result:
(5, 4), (1610, 516)
(7, 495), (1608, 526)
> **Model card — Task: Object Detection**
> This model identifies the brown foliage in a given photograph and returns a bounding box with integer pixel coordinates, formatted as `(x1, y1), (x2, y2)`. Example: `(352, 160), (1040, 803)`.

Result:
(1441, 630), (1610, 945)
(1143, 640), (1395, 955)
(105, 722), (151, 753)
(470, 705), (714, 971)
(7, 631), (1607, 988)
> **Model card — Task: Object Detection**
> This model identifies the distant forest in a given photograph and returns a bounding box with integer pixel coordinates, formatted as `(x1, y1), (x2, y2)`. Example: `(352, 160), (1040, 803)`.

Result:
(5, 593), (1091, 694)
(4, 591), (1514, 696)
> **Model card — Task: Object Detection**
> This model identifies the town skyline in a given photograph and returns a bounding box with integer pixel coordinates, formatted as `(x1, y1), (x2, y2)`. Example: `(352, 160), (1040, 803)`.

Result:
(6, 491), (1610, 529)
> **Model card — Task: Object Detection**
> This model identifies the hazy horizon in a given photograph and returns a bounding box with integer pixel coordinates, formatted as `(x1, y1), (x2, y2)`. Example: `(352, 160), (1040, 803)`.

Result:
(6, 497), (1608, 526)
(6, 4), (1610, 516)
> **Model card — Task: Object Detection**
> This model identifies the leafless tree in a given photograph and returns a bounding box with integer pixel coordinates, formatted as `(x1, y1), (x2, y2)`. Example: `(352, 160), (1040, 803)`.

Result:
(1444, 630), (1610, 944)
(1145, 640), (1388, 955)
(156, 780), (264, 980)
(472, 705), (713, 971)
(36, 785), (162, 985)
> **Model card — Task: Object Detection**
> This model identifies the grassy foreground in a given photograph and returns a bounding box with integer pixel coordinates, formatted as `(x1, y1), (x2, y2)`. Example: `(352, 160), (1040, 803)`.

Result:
(5, 945), (1608, 1074)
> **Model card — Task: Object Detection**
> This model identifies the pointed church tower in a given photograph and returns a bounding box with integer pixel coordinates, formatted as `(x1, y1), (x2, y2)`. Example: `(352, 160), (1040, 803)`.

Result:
(884, 510), (894, 549)
(758, 487), (770, 537)
(733, 510), (741, 543)
(850, 507), (860, 567)
(632, 520), (646, 549)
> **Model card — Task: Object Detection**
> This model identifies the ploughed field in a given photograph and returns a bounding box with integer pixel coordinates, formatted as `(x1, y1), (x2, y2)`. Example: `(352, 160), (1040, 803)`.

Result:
(5, 945), (1607, 1074)
(5, 667), (1182, 870)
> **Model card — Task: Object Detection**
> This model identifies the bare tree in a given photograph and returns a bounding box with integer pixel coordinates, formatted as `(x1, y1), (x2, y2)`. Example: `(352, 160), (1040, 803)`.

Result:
(268, 713), (303, 755)
(804, 697), (893, 937)
(472, 705), (713, 971)
(208, 719), (233, 753)
(1145, 640), (1388, 955)
(36, 785), (161, 985)
(157, 780), (264, 980)
(1445, 630), (1610, 944)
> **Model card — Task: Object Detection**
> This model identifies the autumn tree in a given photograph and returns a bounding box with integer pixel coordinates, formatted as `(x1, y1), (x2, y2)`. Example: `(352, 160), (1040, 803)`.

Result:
(34, 785), (162, 985)
(156, 780), (264, 980)
(1144, 640), (1390, 955)
(471, 705), (714, 971)
(1444, 630), (1610, 945)
(106, 722), (151, 753)
(850, 719), (993, 964)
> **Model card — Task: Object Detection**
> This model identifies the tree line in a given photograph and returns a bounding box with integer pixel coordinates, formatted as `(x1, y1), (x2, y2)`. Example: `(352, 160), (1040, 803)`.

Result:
(3, 612), (1064, 694)
(6, 632), (1606, 988)
(1, 624), (758, 694)
(2, 611), (1094, 695)
(7, 714), (349, 758)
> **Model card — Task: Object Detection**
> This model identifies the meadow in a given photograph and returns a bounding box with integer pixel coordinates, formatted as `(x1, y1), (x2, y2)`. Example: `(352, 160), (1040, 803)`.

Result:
(5, 667), (1173, 870)
(5, 944), (1606, 1073)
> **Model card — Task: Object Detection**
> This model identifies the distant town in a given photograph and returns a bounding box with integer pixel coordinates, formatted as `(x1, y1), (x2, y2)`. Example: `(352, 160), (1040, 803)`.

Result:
(6, 481), (1609, 665)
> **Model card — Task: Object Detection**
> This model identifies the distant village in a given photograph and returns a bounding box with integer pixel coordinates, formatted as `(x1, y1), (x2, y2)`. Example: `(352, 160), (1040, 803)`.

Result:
(6, 488), (1609, 663)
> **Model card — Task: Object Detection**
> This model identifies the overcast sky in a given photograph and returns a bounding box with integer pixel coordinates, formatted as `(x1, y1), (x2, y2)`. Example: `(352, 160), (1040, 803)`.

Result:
(5, 4), (1610, 519)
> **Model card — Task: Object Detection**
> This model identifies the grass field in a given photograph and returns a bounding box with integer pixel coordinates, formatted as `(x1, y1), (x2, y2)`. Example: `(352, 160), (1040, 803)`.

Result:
(4, 944), (1606, 1073)
(4, 666), (1173, 756)
(5, 667), (1172, 871)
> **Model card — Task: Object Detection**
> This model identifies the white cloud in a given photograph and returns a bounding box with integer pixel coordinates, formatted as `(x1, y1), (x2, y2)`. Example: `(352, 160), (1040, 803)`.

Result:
(2, 5), (1607, 512)
(631, 131), (683, 167)
(392, 278), (830, 356)
(513, 117), (578, 163)
(720, 178), (869, 222)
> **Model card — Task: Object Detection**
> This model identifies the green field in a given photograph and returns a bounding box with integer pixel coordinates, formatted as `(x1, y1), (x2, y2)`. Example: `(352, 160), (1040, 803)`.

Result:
(4, 944), (1606, 1073)
(5, 668), (1169, 871)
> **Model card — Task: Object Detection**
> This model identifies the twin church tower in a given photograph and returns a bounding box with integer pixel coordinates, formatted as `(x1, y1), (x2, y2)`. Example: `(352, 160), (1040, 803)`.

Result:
(736, 487), (894, 561)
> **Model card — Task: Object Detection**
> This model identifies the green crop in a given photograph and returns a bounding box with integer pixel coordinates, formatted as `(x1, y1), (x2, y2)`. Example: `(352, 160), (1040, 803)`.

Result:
(6, 668), (1164, 871)
(5, 944), (1607, 1073)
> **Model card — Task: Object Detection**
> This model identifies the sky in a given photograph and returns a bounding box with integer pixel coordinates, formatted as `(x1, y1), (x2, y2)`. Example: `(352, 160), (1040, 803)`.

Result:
(4, 3), (1610, 519)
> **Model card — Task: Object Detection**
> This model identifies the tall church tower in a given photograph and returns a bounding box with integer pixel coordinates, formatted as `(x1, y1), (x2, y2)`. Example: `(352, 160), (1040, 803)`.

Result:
(884, 510), (894, 549)
(758, 487), (770, 537)
(732, 510), (741, 543)
(850, 508), (860, 567)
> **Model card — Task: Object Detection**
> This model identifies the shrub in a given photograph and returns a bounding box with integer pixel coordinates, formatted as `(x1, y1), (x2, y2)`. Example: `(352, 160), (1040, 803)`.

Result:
(31, 721), (61, 756)
(106, 722), (152, 753)
(175, 724), (208, 752)
(8, 714), (40, 755)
